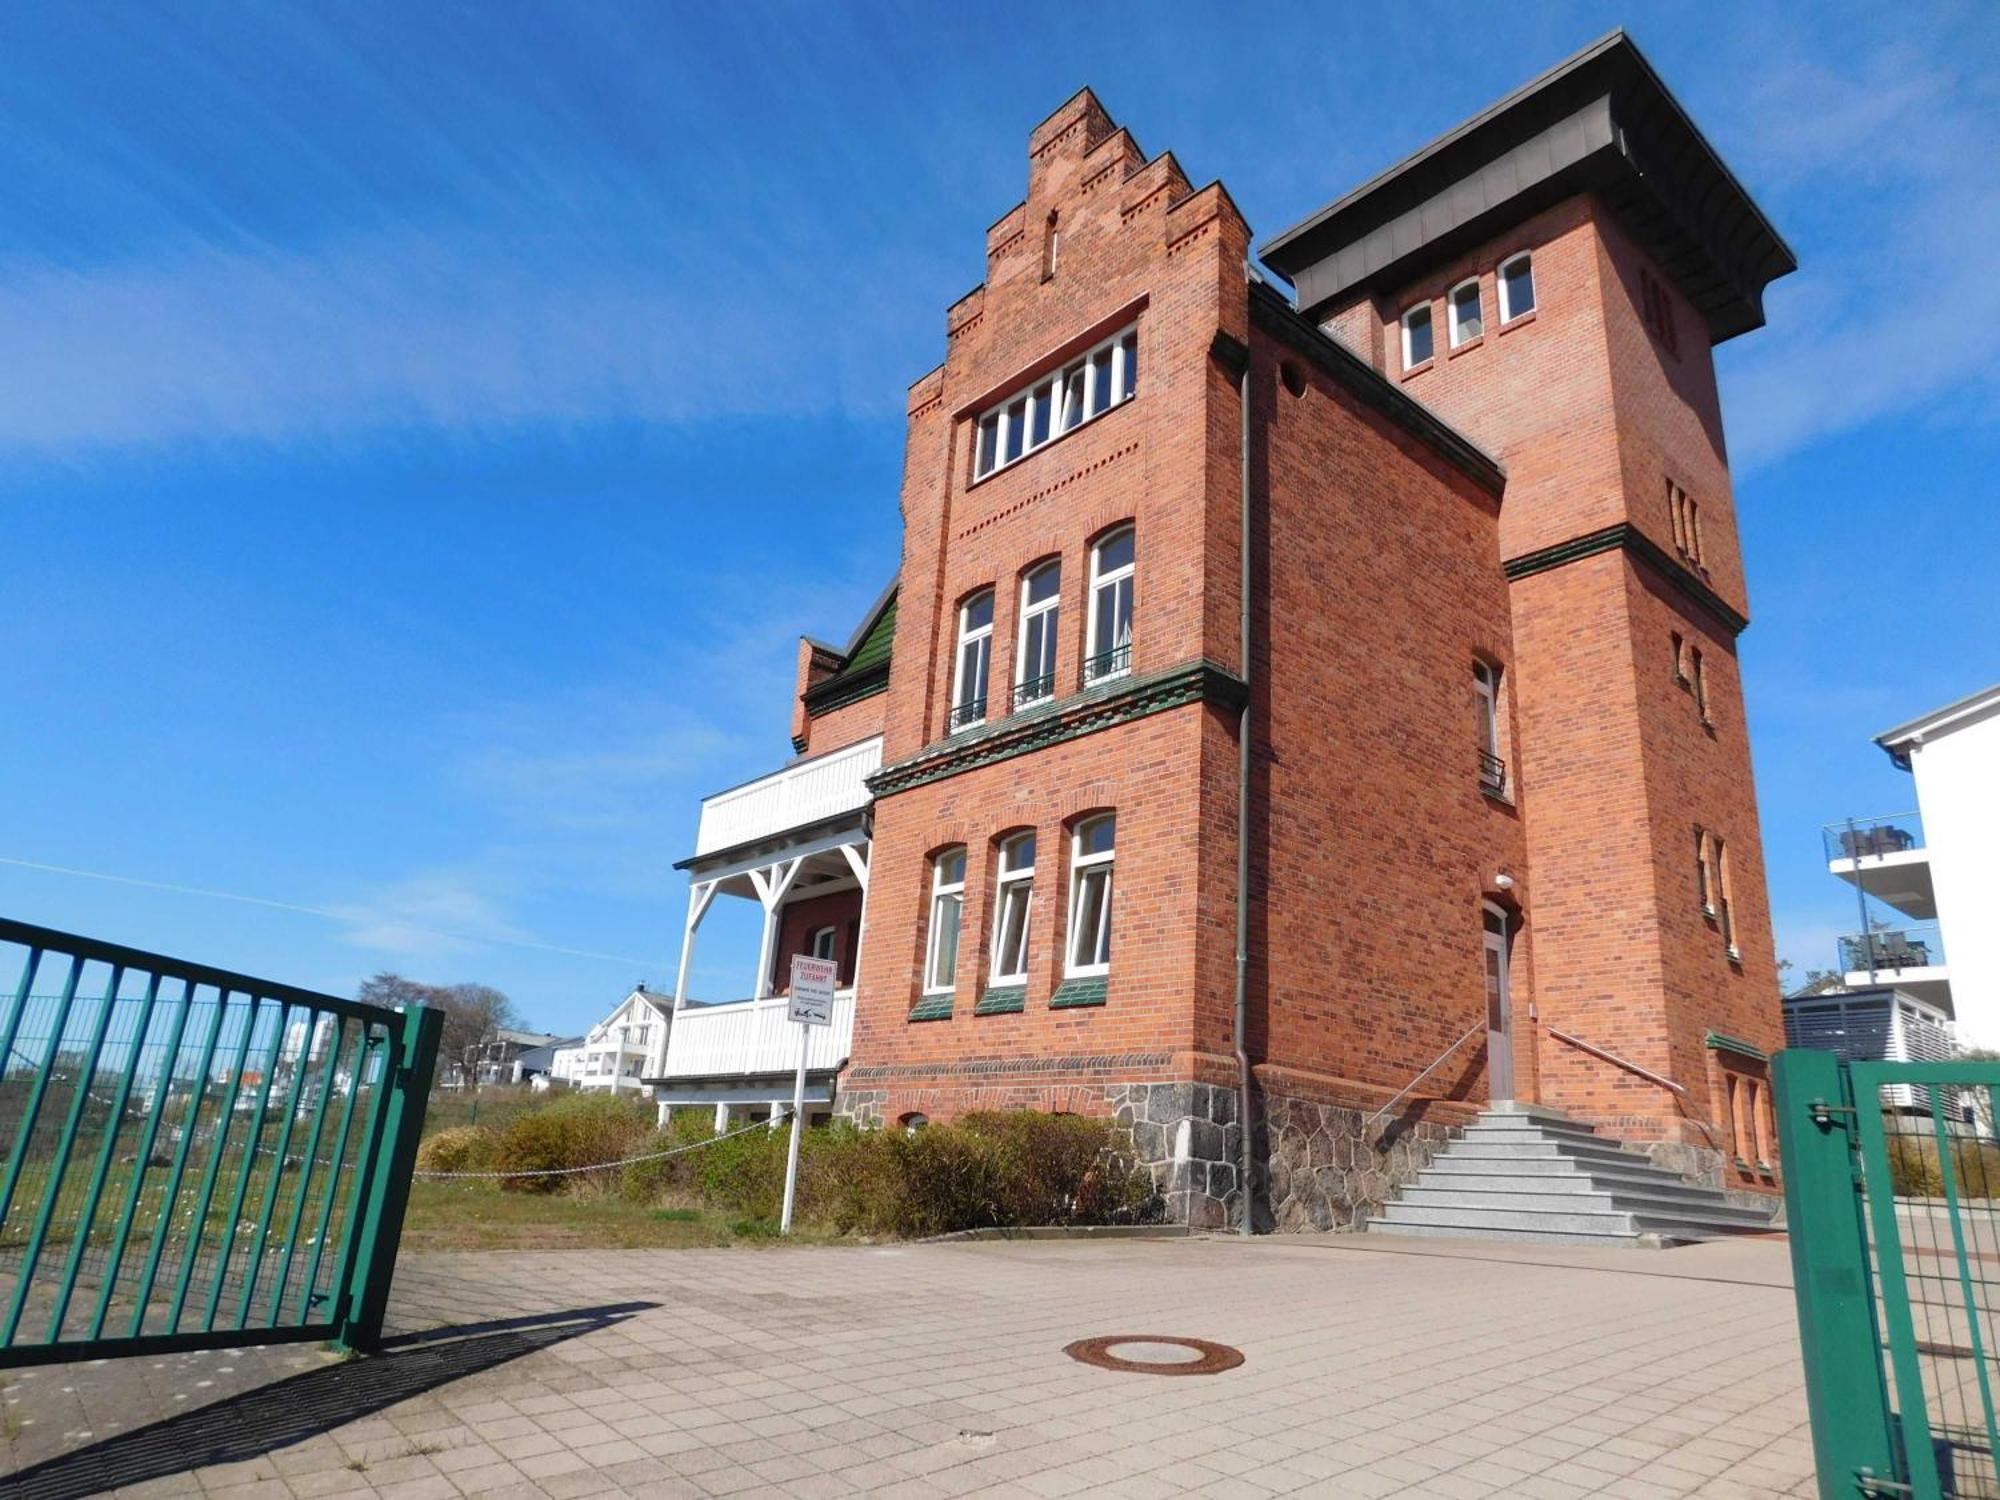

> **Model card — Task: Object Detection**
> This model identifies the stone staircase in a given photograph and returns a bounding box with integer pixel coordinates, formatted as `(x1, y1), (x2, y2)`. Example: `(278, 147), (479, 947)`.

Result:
(1368, 1103), (1780, 1246)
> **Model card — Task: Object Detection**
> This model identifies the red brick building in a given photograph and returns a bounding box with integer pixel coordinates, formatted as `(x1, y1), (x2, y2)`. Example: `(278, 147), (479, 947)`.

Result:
(652, 32), (1795, 1230)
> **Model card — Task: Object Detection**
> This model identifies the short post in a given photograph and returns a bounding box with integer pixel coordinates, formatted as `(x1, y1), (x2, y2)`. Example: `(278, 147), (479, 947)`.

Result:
(1771, 1048), (1898, 1498)
(779, 954), (836, 1236)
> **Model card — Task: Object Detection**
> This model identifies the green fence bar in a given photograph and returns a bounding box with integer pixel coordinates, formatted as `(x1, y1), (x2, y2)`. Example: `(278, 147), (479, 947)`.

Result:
(1926, 1090), (2000, 1471)
(125, 988), (231, 1338)
(199, 1002), (292, 1331)
(0, 919), (440, 1368)
(86, 977), (198, 1340)
(45, 972), (165, 1341)
(265, 1015), (346, 1326)
(335, 1000), (442, 1352)
(1772, 1048), (1899, 1499)
(233, 1007), (321, 1328)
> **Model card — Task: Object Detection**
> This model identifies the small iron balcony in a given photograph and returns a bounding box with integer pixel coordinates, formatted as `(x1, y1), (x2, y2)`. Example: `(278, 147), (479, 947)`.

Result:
(947, 697), (987, 733)
(1012, 674), (1055, 710)
(1083, 644), (1131, 684)
(1478, 748), (1507, 797)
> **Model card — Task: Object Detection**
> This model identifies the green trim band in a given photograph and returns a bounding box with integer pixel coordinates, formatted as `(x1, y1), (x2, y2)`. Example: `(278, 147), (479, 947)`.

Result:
(975, 986), (1027, 1016)
(1503, 522), (1749, 636)
(1050, 976), (1108, 1009)
(908, 993), (954, 1022)
(1705, 1029), (1767, 1062)
(870, 659), (1247, 798)
(803, 661), (890, 717)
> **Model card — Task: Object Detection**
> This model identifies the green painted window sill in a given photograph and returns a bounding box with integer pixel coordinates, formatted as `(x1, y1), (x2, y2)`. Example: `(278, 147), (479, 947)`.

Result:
(1050, 976), (1108, 1009)
(908, 993), (954, 1022)
(975, 985), (1026, 1016)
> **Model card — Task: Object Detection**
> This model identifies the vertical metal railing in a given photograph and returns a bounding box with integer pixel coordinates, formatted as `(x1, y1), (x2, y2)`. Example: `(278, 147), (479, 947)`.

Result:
(1778, 1050), (2000, 1500)
(0, 918), (440, 1367)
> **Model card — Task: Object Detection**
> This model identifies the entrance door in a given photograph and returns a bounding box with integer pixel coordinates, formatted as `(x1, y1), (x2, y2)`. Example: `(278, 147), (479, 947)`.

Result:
(1483, 904), (1514, 1101)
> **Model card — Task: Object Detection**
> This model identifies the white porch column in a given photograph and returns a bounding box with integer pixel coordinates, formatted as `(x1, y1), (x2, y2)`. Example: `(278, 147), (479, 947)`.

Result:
(746, 857), (804, 1000)
(713, 1102), (731, 1132)
(840, 838), (872, 986)
(673, 880), (718, 1012)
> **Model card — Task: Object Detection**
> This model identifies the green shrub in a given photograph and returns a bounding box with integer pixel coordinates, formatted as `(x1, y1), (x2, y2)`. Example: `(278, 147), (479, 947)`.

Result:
(620, 1110), (720, 1202)
(414, 1124), (499, 1176)
(958, 1111), (1153, 1226)
(491, 1092), (656, 1193)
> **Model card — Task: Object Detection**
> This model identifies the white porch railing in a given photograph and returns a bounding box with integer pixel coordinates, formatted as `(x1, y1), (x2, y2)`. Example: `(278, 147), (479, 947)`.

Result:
(694, 736), (881, 857)
(660, 990), (856, 1079)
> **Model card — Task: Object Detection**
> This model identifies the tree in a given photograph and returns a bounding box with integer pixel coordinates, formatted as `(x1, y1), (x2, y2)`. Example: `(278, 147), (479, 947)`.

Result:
(357, 972), (519, 1072)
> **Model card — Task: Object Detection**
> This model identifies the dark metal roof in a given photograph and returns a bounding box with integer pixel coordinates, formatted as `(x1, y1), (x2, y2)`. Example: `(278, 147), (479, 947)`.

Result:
(1259, 30), (1796, 343)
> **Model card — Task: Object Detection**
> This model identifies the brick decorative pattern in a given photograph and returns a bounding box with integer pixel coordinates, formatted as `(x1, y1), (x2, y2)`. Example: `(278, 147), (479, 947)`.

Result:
(1049, 976), (1108, 1009)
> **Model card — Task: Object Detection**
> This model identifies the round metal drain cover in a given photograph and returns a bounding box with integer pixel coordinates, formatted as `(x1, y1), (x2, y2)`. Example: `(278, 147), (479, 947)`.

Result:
(1063, 1335), (1244, 1376)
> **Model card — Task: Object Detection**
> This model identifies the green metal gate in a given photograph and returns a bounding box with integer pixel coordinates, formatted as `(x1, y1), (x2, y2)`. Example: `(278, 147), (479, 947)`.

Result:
(1776, 1048), (2000, 1499)
(0, 917), (441, 1367)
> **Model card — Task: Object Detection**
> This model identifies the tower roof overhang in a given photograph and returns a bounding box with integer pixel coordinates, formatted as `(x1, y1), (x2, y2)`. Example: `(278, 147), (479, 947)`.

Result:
(1257, 30), (1796, 343)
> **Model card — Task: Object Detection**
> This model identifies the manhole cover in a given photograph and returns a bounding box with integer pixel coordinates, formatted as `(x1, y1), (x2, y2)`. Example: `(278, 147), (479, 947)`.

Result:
(1063, 1335), (1244, 1376)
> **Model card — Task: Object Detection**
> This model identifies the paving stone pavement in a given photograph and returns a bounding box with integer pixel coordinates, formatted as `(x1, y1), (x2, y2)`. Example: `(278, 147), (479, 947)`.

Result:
(1, 1232), (1817, 1498)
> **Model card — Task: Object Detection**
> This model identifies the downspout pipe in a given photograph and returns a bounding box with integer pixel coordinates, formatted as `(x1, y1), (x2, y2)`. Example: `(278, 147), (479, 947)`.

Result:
(1233, 336), (1256, 1237)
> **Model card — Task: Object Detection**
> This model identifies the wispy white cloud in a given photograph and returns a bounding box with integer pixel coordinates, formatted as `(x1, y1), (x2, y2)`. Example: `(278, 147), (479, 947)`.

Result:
(1716, 33), (2000, 470)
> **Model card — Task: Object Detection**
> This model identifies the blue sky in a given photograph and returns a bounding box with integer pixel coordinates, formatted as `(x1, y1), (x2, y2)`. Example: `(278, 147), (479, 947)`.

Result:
(1, 1), (1995, 1035)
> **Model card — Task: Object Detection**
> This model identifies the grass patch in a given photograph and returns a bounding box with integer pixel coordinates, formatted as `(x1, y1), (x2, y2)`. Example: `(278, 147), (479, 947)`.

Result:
(398, 1182), (842, 1251)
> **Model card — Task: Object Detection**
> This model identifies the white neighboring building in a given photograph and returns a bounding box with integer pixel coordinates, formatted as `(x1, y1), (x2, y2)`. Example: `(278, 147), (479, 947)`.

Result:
(1828, 684), (2000, 1048)
(550, 987), (676, 1096)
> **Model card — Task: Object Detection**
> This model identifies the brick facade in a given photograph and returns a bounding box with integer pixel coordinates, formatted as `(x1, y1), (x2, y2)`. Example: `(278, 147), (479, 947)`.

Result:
(749, 55), (1791, 1223)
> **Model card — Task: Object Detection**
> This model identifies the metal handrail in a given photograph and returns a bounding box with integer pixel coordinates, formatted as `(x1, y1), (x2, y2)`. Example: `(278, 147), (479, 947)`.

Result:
(1365, 1022), (1484, 1128)
(1545, 1025), (1687, 1095)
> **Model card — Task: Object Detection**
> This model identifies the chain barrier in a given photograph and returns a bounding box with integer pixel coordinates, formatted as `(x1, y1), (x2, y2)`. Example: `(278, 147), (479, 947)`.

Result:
(410, 1110), (789, 1181)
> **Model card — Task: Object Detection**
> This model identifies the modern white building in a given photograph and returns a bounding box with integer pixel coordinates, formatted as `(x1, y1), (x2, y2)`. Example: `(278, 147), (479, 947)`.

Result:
(550, 987), (676, 1095)
(1827, 683), (2000, 1047)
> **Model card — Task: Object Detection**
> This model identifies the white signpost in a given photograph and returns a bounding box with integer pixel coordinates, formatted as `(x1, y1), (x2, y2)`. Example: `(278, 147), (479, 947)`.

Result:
(780, 954), (837, 1233)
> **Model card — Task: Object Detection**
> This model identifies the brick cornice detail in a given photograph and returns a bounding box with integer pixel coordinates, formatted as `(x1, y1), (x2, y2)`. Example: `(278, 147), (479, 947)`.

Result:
(869, 659), (1247, 797)
(1502, 522), (1750, 635)
(844, 1050), (1176, 1084)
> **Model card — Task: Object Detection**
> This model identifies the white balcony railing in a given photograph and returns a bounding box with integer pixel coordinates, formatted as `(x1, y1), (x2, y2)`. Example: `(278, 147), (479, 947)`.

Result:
(660, 990), (856, 1080)
(693, 735), (881, 858)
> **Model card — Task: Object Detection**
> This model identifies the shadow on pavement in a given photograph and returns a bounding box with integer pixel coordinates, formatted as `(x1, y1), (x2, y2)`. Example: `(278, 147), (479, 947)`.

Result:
(6, 1301), (658, 1500)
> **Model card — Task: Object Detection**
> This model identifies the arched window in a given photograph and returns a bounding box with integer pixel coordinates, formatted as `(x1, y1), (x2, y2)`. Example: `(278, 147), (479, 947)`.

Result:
(924, 847), (967, 994)
(991, 831), (1036, 983)
(1085, 528), (1134, 683)
(1043, 211), (1060, 279)
(1067, 815), (1115, 975)
(950, 591), (993, 732)
(1449, 278), (1483, 346)
(1401, 301), (1434, 368)
(899, 1111), (928, 1134)
(1499, 252), (1536, 322)
(1015, 562), (1061, 707)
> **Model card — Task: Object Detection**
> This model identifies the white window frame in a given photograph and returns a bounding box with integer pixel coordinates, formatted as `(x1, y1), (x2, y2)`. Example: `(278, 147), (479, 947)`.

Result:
(923, 848), (966, 994)
(1473, 659), (1501, 760)
(990, 832), (1036, 984)
(1448, 278), (1483, 348)
(950, 590), (994, 732)
(1401, 302), (1434, 369)
(972, 321), (1139, 481)
(1015, 561), (1061, 707)
(808, 925), (837, 962)
(1085, 527), (1135, 684)
(1066, 815), (1115, 977)
(1498, 252), (1535, 323)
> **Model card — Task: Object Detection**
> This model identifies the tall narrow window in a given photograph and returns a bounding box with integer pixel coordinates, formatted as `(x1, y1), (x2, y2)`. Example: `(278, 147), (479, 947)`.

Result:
(1717, 839), (1738, 958)
(950, 590), (993, 732)
(1401, 302), (1434, 368)
(991, 831), (1036, 983)
(1474, 659), (1504, 795)
(1067, 815), (1115, 974)
(1085, 528), (1134, 683)
(1499, 252), (1536, 322)
(1449, 279), (1483, 347)
(1695, 827), (1713, 913)
(1691, 647), (1710, 723)
(1672, 631), (1688, 684)
(808, 925), (837, 962)
(1015, 561), (1060, 707)
(1668, 481), (1703, 567)
(1043, 211), (1059, 279)
(924, 848), (966, 993)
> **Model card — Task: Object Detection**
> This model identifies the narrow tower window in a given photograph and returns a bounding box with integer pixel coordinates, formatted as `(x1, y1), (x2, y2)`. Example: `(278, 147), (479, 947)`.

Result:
(1067, 815), (1115, 975)
(1499, 252), (1536, 321)
(924, 848), (967, 993)
(1043, 211), (1060, 279)
(950, 590), (993, 732)
(991, 831), (1036, 983)
(1085, 527), (1134, 683)
(1449, 279), (1483, 346)
(1401, 302), (1434, 368)
(1015, 561), (1061, 707)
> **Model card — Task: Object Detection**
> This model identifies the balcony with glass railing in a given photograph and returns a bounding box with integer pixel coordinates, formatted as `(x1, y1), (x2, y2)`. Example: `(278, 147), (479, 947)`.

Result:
(1838, 920), (1950, 1007)
(1824, 811), (1934, 920)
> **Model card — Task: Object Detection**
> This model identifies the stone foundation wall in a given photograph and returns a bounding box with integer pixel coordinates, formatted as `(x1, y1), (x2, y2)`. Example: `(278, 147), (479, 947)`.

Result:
(833, 1088), (888, 1129)
(1113, 1081), (1460, 1231)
